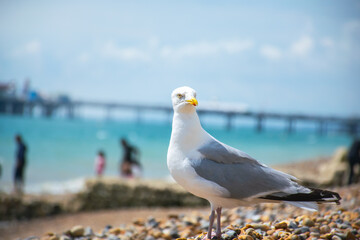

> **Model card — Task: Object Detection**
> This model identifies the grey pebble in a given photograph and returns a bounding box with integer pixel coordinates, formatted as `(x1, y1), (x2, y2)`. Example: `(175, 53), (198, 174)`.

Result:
(96, 232), (106, 238)
(335, 219), (343, 224)
(255, 229), (265, 235)
(288, 221), (298, 229)
(107, 234), (121, 240)
(331, 235), (342, 240)
(146, 217), (159, 228)
(310, 232), (320, 237)
(84, 226), (94, 236)
(200, 219), (209, 230)
(145, 236), (156, 240)
(339, 223), (351, 229)
(299, 233), (308, 240)
(251, 214), (261, 222)
(59, 236), (71, 240)
(224, 229), (237, 238)
(310, 227), (319, 233)
(24, 237), (40, 240)
(300, 226), (310, 233)
(294, 226), (310, 234)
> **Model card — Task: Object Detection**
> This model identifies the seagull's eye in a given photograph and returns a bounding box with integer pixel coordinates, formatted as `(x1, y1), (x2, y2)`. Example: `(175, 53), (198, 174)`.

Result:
(177, 94), (183, 99)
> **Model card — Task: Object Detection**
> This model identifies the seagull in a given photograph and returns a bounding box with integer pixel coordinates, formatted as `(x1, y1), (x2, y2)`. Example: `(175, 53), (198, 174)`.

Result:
(167, 86), (341, 240)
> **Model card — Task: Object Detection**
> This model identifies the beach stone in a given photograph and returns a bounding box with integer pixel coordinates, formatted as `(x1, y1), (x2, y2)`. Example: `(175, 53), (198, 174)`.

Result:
(331, 235), (342, 240)
(133, 218), (145, 226)
(294, 226), (309, 234)
(300, 226), (310, 233)
(245, 228), (261, 239)
(288, 234), (299, 240)
(150, 229), (162, 238)
(162, 227), (179, 239)
(238, 235), (254, 240)
(316, 217), (326, 223)
(299, 233), (308, 240)
(335, 219), (344, 224)
(146, 217), (159, 228)
(329, 222), (338, 228)
(107, 235), (121, 240)
(199, 219), (209, 230)
(274, 221), (288, 229)
(354, 220), (360, 227)
(59, 236), (70, 240)
(70, 225), (84, 237)
(179, 228), (193, 238)
(310, 227), (319, 233)
(288, 221), (298, 229)
(339, 223), (351, 229)
(345, 230), (357, 240)
(310, 232), (320, 237)
(109, 227), (122, 235)
(222, 229), (237, 239)
(84, 226), (93, 236)
(24, 237), (40, 240)
(303, 218), (315, 227)
(320, 225), (331, 234)
(252, 223), (270, 231)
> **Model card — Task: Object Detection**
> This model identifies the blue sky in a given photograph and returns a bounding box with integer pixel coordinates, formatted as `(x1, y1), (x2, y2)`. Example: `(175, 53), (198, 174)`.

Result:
(0, 1), (359, 116)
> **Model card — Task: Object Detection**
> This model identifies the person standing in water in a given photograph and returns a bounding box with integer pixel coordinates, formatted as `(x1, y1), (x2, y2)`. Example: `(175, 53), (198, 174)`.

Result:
(14, 134), (27, 194)
(95, 150), (106, 177)
(119, 138), (142, 178)
(347, 138), (360, 185)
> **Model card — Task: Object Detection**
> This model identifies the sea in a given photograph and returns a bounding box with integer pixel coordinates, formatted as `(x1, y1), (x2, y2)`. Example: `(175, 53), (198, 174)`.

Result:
(0, 113), (352, 194)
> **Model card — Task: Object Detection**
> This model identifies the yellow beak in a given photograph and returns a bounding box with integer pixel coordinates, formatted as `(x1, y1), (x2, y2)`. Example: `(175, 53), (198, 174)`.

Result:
(186, 97), (198, 106)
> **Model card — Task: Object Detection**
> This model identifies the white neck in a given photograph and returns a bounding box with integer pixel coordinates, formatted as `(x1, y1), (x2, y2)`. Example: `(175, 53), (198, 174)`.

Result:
(169, 110), (207, 153)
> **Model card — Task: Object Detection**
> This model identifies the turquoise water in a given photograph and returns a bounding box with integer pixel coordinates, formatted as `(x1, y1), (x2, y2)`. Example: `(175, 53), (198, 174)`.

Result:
(0, 115), (351, 193)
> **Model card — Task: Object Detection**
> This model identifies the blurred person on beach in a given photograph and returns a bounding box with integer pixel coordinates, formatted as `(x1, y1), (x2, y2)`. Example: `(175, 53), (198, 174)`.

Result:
(347, 138), (360, 185)
(14, 134), (27, 194)
(95, 150), (106, 177)
(119, 138), (142, 178)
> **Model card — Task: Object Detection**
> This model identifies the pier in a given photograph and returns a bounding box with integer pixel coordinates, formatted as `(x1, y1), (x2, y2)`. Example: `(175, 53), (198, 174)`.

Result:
(1, 96), (359, 135)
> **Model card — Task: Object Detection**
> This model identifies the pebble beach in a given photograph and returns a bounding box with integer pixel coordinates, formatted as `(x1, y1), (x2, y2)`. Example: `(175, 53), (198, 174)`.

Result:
(3, 183), (359, 240)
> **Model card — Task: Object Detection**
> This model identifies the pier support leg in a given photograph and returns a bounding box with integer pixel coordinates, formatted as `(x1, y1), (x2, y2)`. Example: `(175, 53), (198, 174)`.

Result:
(43, 105), (54, 118)
(318, 121), (327, 136)
(106, 107), (112, 121)
(136, 109), (142, 125)
(226, 113), (234, 131)
(256, 115), (264, 133)
(287, 118), (295, 134)
(67, 105), (74, 119)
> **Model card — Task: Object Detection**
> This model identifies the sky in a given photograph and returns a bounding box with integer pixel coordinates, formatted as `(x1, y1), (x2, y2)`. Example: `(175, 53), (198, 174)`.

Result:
(0, 0), (359, 117)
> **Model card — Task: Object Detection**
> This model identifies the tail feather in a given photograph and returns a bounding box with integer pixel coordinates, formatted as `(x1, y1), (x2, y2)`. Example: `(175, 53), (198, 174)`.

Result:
(285, 201), (318, 211)
(259, 188), (341, 205)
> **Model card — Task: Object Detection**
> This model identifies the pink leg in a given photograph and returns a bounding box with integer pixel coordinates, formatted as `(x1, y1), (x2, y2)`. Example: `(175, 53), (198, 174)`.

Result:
(206, 210), (215, 239)
(216, 207), (222, 238)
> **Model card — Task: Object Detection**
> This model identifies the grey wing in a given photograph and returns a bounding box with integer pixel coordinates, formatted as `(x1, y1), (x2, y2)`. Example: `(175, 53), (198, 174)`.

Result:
(190, 157), (301, 199)
(197, 137), (262, 165)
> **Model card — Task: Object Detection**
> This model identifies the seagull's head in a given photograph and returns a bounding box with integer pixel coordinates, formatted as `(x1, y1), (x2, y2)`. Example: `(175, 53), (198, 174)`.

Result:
(171, 86), (198, 113)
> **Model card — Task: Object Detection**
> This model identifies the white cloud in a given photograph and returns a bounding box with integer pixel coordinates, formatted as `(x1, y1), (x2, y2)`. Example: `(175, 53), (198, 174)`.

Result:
(77, 53), (91, 63)
(160, 40), (254, 59)
(290, 36), (314, 57)
(102, 41), (150, 61)
(342, 20), (360, 56)
(259, 45), (282, 60)
(220, 40), (254, 54)
(320, 37), (334, 48)
(12, 40), (41, 57)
